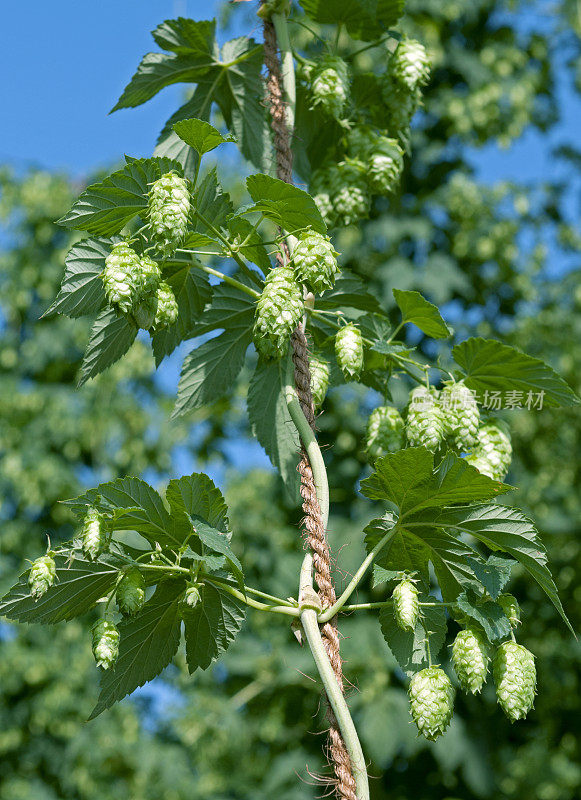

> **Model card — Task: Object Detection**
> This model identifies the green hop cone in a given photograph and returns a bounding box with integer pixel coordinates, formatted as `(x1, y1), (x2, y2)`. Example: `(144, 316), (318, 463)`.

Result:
(153, 281), (179, 329)
(389, 37), (431, 91)
(28, 555), (56, 600)
(408, 667), (455, 741)
(136, 254), (161, 296)
(368, 137), (405, 194)
(493, 642), (536, 721)
(440, 381), (480, 451)
(452, 627), (490, 694)
(392, 578), (419, 632)
(292, 230), (340, 294)
(405, 386), (446, 451)
(253, 267), (304, 359)
(498, 593), (521, 628)
(380, 78), (420, 140)
(116, 569), (146, 616)
(81, 507), (108, 561)
(346, 125), (378, 160)
(365, 406), (405, 461)
(332, 161), (370, 226)
(310, 164), (339, 227)
(91, 619), (120, 670)
(310, 55), (350, 118)
(102, 243), (142, 313)
(335, 323), (364, 380)
(466, 418), (512, 481)
(148, 172), (190, 257)
(309, 354), (330, 409)
(183, 584), (202, 609)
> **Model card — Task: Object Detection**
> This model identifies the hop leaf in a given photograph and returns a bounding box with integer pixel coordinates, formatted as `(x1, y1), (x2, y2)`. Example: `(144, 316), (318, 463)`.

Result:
(253, 267), (304, 359)
(28, 555), (56, 600)
(392, 577), (419, 631)
(366, 406), (405, 461)
(405, 386), (446, 451)
(335, 323), (363, 380)
(493, 641), (536, 721)
(292, 230), (339, 294)
(368, 138), (405, 195)
(81, 507), (109, 561)
(451, 626), (490, 694)
(92, 619), (120, 670)
(133, 294), (158, 330)
(148, 172), (190, 257)
(102, 243), (143, 313)
(498, 593), (521, 628)
(408, 666), (455, 741)
(466, 418), (512, 481)
(389, 37), (431, 91)
(116, 568), (146, 616)
(440, 381), (480, 451)
(309, 354), (330, 409)
(153, 281), (179, 329)
(310, 55), (350, 119)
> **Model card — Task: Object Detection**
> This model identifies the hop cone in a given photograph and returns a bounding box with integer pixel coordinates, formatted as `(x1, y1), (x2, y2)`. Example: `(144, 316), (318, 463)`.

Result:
(346, 125), (378, 160)
(116, 569), (146, 616)
(92, 619), (120, 670)
(381, 78), (420, 139)
(493, 642), (536, 721)
(153, 281), (179, 329)
(82, 507), (108, 561)
(366, 406), (405, 461)
(254, 267), (304, 358)
(389, 38), (431, 91)
(406, 386), (446, 451)
(183, 584), (202, 609)
(452, 627), (490, 694)
(310, 164), (340, 227)
(133, 294), (158, 330)
(440, 381), (480, 451)
(392, 578), (419, 632)
(409, 667), (455, 741)
(368, 138), (404, 194)
(28, 555), (56, 599)
(466, 419), (512, 481)
(148, 172), (190, 256)
(136, 254), (161, 296)
(292, 230), (339, 294)
(335, 323), (363, 380)
(102, 243), (142, 312)
(309, 354), (330, 409)
(310, 55), (350, 118)
(332, 161), (370, 225)
(498, 593), (521, 628)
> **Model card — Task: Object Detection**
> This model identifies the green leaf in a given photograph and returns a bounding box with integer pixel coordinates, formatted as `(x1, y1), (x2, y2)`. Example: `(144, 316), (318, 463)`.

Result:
(58, 157), (183, 236)
(455, 590), (512, 642)
(173, 117), (234, 156)
(193, 167), (234, 234)
(78, 307), (138, 386)
(151, 17), (216, 55)
(246, 174), (326, 235)
(90, 579), (185, 718)
(0, 557), (119, 624)
(393, 289), (451, 339)
(452, 337), (580, 408)
(182, 583), (245, 673)
(166, 472), (229, 533)
(172, 281), (255, 417)
(248, 355), (301, 502)
(154, 92), (211, 179)
(379, 601), (448, 676)
(318, 272), (383, 314)
(437, 504), (572, 631)
(44, 237), (114, 318)
(465, 554), (514, 599)
(195, 522), (244, 589)
(227, 217), (271, 273)
(299, 0), (404, 42)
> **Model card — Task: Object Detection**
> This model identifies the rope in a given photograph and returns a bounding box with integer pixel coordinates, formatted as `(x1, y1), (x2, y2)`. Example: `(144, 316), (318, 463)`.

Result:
(262, 15), (357, 800)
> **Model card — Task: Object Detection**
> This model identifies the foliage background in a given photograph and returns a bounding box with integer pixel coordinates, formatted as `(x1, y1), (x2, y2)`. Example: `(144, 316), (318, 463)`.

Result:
(0, 1), (579, 798)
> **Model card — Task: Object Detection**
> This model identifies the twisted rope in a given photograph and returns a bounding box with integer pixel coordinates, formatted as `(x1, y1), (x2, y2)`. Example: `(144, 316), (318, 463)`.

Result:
(262, 15), (357, 800)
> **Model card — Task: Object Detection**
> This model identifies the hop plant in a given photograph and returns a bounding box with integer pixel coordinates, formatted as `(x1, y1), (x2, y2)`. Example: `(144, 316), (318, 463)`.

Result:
(309, 354), (330, 409)
(310, 55), (350, 118)
(440, 381), (480, 451)
(346, 125), (378, 160)
(28, 555), (56, 600)
(451, 627), (490, 694)
(381, 78), (420, 141)
(335, 323), (363, 380)
(310, 164), (340, 227)
(102, 243), (143, 312)
(183, 584), (202, 609)
(368, 137), (405, 194)
(92, 619), (120, 670)
(392, 577), (419, 631)
(389, 37), (431, 91)
(408, 667), (455, 741)
(81, 507), (108, 561)
(136, 253), (162, 296)
(148, 172), (190, 256)
(466, 418), (512, 480)
(292, 230), (339, 294)
(405, 386), (446, 451)
(116, 569), (146, 616)
(133, 294), (158, 330)
(153, 281), (179, 329)
(366, 406), (405, 461)
(498, 593), (521, 627)
(493, 642), (536, 721)
(332, 161), (370, 225)
(254, 267), (304, 358)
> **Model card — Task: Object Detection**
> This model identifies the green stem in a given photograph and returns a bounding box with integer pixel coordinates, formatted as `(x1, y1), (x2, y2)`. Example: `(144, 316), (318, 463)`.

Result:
(201, 573), (296, 607)
(339, 600), (455, 613)
(186, 259), (260, 299)
(193, 208), (260, 285)
(272, 12), (296, 132)
(204, 576), (299, 617)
